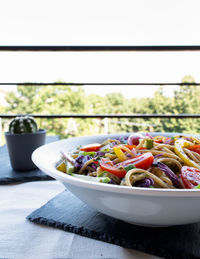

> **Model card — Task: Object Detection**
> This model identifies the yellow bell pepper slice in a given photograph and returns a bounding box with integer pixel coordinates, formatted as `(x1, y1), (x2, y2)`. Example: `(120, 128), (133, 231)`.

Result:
(56, 161), (66, 173)
(113, 146), (127, 162)
(174, 138), (200, 169)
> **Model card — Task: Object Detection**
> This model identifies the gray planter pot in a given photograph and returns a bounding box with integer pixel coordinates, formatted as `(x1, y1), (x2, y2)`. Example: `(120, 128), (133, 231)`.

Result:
(5, 129), (46, 171)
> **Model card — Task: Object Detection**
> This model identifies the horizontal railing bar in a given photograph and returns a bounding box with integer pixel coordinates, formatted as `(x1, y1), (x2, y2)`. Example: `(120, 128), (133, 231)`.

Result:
(1, 114), (200, 119)
(0, 82), (200, 86)
(0, 45), (200, 52)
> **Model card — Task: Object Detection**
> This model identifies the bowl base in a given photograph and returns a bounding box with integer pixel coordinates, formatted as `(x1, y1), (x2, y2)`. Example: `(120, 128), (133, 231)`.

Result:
(124, 220), (171, 227)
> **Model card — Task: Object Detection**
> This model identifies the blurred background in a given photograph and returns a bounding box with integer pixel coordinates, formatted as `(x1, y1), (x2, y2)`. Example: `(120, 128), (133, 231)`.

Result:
(1, 0), (200, 144)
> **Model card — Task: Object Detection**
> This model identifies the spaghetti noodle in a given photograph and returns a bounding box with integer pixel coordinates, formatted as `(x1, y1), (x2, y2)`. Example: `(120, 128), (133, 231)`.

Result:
(57, 134), (200, 189)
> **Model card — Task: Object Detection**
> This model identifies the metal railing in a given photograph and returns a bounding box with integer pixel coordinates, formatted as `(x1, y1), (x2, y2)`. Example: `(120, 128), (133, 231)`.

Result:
(1, 45), (200, 120)
(1, 113), (200, 119)
(1, 45), (200, 51)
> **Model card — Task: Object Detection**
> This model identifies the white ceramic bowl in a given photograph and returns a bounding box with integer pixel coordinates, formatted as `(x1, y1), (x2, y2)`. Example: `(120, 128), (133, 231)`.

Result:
(32, 133), (200, 227)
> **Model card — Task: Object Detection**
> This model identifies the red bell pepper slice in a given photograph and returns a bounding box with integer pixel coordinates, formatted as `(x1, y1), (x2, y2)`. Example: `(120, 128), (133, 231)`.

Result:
(80, 143), (101, 152)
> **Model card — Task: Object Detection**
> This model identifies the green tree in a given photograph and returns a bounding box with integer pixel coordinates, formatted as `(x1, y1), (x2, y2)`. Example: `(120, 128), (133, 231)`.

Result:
(5, 84), (88, 138)
(172, 76), (200, 133)
(4, 77), (200, 138)
(147, 87), (174, 132)
(103, 92), (131, 133)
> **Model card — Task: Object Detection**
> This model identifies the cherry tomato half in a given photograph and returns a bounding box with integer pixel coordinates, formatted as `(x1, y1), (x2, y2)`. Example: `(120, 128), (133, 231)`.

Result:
(153, 136), (169, 143)
(123, 145), (137, 150)
(118, 152), (154, 170)
(80, 143), (101, 152)
(100, 159), (126, 178)
(100, 152), (154, 178)
(181, 166), (200, 189)
(188, 145), (200, 155)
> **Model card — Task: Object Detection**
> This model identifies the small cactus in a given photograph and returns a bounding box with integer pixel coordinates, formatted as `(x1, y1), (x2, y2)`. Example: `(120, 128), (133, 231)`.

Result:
(9, 116), (38, 134)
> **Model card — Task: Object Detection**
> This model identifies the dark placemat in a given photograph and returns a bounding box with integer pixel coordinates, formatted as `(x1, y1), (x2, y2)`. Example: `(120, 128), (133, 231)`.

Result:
(27, 190), (200, 259)
(0, 136), (59, 184)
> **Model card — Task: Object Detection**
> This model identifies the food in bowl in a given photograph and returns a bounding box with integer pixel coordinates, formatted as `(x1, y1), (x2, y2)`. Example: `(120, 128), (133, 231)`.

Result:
(32, 133), (200, 226)
(56, 133), (200, 189)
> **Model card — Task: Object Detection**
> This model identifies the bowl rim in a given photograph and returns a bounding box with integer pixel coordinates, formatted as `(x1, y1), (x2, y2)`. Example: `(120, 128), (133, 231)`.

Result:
(32, 132), (200, 198)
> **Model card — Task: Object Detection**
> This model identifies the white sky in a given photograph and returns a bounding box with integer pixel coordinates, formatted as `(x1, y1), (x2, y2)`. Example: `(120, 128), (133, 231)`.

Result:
(0, 0), (200, 100)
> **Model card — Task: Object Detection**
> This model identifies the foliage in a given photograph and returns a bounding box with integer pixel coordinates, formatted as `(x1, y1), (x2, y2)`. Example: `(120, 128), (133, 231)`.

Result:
(5, 84), (87, 138)
(2, 76), (200, 138)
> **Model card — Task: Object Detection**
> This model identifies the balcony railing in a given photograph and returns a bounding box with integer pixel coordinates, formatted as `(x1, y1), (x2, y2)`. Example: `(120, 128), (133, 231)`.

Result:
(1, 45), (200, 135)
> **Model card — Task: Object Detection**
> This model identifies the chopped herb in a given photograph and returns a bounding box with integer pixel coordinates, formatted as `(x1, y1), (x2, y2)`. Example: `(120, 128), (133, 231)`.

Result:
(79, 151), (96, 157)
(100, 177), (111, 183)
(95, 156), (101, 161)
(67, 167), (74, 175)
(144, 139), (154, 149)
(98, 171), (110, 177)
(71, 174), (111, 184)
(124, 164), (136, 172)
(100, 148), (110, 152)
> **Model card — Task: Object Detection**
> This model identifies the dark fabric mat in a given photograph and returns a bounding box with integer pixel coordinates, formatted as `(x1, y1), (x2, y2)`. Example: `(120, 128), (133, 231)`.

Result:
(0, 136), (59, 184)
(27, 190), (200, 259)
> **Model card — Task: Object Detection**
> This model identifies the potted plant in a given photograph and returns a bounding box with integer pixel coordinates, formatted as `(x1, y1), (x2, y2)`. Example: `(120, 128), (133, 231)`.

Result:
(5, 115), (46, 171)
